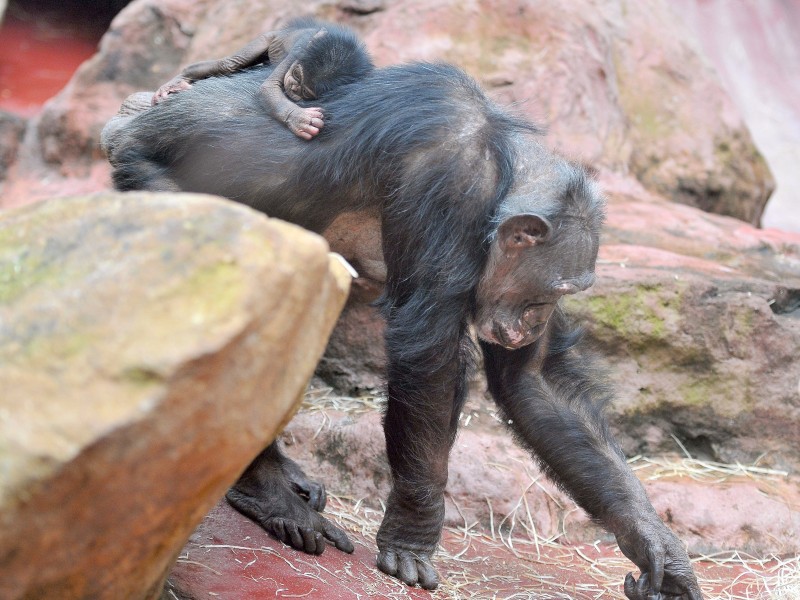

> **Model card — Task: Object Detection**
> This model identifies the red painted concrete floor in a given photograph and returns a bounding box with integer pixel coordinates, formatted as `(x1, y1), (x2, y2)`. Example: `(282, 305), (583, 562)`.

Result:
(166, 498), (789, 599)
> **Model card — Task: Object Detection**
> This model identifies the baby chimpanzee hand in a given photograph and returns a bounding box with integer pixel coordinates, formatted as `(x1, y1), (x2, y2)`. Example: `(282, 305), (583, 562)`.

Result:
(285, 107), (325, 140)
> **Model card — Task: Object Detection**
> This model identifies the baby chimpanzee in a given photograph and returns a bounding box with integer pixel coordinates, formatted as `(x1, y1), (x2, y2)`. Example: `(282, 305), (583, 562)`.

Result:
(152, 18), (373, 139)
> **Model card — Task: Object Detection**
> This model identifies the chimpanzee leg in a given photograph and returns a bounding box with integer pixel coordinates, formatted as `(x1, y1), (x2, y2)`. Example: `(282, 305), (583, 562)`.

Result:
(100, 91), (152, 161)
(481, 312), (702, 600)
(375, 322), (472, 590)
(101, 92), (182, 192)
(226, 441), (353, 555)
(110, 152), (182, 192)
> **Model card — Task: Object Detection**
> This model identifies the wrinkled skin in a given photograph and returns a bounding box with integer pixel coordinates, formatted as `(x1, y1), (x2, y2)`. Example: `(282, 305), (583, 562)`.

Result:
(618, 516), (704, 600)
(283, 61), (316, 101)
(475, 212), (598, 349)
(226, 444), (353, 556)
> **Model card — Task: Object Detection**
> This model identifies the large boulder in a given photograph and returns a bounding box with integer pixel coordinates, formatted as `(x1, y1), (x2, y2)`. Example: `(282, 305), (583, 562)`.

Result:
(0, 192), (351, 599)
(572, 176), (800, 472)
(0, 0), (773, 226)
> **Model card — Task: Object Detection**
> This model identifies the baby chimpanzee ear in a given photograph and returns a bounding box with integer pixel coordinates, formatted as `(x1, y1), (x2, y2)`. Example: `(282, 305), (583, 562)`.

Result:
(497, 214), (552, 251)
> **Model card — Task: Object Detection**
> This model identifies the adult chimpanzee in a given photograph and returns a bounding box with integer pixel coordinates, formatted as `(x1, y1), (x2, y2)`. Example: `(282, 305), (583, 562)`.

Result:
(152, 18), (373, 140)
(102, 60), (703, 599)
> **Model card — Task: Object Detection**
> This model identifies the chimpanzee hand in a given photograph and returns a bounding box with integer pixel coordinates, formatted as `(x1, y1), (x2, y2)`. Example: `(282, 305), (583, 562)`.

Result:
(616, 515), (703, 600)
(224, 444), (354, 556)
(285, 107), (325, 140)
(152, 76), (193, 105)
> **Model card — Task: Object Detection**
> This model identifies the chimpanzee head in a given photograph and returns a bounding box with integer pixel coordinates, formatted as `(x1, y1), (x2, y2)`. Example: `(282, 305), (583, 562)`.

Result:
(474, 159), (603, 350)
(289, 24), (375, 100)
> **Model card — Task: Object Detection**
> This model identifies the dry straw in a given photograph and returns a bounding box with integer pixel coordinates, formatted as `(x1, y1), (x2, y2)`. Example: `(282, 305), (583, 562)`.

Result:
(268, 386), (800, 598)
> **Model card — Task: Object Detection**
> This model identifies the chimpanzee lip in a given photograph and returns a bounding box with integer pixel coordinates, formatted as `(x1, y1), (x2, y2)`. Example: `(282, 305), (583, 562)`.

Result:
(490, 321), (546, 350)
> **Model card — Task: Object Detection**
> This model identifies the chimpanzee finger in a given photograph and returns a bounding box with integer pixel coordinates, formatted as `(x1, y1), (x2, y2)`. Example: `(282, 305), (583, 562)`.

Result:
(300, 527), (323, 555)
(377, 549), (398, 575)
(307, 483), (326, 512)
(397, 553), (418, 586)
(314, 531), (326, 555)
(416, 558), (439, 590)
(625, 573), (641, 599)
(310, 117), (324, 128)
(270, 519), (288, 545)
(286, 522), (305, 550)
(647, 546), (665, 597)
(635, 572), (655, 600)
(322, 519), (354, 553)
(665, 577), (703, 600)
(687, 585), (704, 600)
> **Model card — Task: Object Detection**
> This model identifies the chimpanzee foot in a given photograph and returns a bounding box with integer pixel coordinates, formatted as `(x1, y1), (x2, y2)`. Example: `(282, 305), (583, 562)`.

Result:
(377, 548), (439, 590)
(226, 483), (353, 555)
(278, 454), (327, 512)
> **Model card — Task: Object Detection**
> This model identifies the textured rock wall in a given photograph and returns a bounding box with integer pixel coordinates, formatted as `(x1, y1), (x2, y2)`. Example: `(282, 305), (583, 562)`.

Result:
(573, 179), (800, 472)
(0, 192), (351, 599)
(0, 0), (797, 505)
(0, 0), (774, 226)
(672, 0), (800, 232)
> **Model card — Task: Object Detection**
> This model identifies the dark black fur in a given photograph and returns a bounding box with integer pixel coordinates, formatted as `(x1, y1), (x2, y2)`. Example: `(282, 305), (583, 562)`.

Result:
(104, 61), (702, 599)
(289, 17), (374, 96)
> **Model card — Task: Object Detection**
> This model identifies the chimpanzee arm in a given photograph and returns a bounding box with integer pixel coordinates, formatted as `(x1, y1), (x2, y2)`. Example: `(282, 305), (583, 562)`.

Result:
(257, 56), (324, 140)
(152, 32), (282, 105)
(481, 312), (703, 600)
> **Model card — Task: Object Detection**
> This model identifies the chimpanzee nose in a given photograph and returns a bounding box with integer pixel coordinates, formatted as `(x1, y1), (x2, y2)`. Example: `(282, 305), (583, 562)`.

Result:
(553, 282), (579, 294)
(552, 273), (595, 295)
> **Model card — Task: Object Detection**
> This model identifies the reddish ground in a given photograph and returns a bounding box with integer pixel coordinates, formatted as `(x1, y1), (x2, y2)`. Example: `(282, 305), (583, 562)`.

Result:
(167, 499), (783, 600)
(0, 2), (111, 116)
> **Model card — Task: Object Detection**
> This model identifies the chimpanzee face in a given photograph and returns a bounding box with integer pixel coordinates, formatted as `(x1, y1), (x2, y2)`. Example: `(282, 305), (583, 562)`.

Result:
(284, 62), (316, 101)
(474, 213), (599, 349)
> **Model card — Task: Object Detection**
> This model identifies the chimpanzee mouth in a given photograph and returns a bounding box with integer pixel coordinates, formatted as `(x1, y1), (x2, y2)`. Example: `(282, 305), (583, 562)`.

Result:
(490, 321), (547, 350)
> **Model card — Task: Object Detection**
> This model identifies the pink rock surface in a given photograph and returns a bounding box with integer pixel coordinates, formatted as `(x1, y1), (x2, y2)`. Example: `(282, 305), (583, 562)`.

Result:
(282, 401), (800, 557)
(671, 0), (800, 232)
(166, 496), (788, 599)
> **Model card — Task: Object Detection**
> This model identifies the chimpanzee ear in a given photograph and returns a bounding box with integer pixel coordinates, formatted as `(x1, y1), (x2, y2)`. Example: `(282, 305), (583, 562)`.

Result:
(497, 214), (552, 251)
